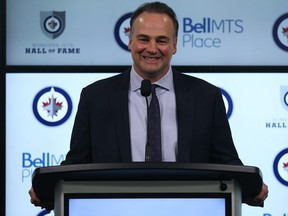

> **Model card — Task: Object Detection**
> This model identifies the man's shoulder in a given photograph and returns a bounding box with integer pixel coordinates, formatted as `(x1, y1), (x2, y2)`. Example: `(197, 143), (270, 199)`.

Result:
(84, 71), (130, 92)
(173, 70), (218, 91)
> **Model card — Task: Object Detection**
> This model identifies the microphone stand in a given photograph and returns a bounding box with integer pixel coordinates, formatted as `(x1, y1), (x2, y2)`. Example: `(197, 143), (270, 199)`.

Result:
(140, 79), (152, 162)
(145, 96), (151, 162)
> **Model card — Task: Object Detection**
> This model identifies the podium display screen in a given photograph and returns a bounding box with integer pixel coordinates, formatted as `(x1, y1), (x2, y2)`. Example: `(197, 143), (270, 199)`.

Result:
(64, 193), (231, 216)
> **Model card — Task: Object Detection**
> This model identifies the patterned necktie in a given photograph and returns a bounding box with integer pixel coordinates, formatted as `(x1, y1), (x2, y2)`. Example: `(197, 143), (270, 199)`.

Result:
(147, 84), (162, 161)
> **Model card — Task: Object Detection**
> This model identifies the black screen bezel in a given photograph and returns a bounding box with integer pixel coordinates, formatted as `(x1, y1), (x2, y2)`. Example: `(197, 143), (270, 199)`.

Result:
(64, 192), (232, 216)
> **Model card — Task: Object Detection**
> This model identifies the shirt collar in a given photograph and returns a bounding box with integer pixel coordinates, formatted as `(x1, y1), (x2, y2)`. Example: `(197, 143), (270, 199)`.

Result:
(130, 66), (174, 92)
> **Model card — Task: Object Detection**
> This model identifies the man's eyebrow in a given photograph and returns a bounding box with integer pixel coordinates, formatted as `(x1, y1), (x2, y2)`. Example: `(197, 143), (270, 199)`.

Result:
(136, 34), (149, 38)
(157, 35), (170, 40)
(136, 34), (170, 40)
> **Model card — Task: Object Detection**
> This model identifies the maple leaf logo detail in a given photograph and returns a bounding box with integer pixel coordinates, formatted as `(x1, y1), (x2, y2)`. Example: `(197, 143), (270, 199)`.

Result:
(282, 27), (288, 37)
(124, 27), (131, 36)
(42, 94), (63, 118)
(283, 162), (288, 172)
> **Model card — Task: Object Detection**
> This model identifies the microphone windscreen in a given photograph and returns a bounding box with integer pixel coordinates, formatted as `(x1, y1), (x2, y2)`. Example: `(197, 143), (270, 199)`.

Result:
(141, 79), (152, 97)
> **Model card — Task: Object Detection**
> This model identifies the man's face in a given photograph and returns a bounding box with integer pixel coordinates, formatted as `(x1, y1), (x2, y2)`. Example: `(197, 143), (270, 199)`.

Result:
(128, 12), (177, 81)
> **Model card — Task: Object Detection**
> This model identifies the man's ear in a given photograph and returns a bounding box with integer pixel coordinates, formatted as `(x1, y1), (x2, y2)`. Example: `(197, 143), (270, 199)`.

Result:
(173, 38), (177, 55)
(128, 38), (132, 51)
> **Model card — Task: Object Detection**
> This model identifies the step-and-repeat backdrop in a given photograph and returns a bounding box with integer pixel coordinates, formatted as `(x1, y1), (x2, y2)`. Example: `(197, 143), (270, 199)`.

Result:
(6, 73), (288, 216)
(5, 0), (288, 215)
(5, 0), (288, 66)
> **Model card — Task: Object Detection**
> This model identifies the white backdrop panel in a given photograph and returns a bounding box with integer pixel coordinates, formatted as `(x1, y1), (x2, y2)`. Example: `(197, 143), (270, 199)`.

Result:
(6, 72), (288, 216)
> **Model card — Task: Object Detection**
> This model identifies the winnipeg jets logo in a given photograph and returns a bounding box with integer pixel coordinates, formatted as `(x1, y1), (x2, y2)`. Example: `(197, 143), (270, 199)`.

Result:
(40, 11), (66, 39)
(114, 12), (133, 51)
(273, 13), (288, 52)
(273, 148), (288, 187)
(280, 86), (288, 112)
(220, 88), (233, 119)
(33, 87), (72, 126)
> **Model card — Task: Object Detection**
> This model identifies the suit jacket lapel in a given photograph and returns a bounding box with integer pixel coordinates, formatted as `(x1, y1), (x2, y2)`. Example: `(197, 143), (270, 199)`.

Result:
(110, 70), (132, 162)
(173, 71), (195, 162)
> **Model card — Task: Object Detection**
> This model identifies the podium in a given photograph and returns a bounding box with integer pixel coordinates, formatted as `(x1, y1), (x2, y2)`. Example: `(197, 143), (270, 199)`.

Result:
(32, 163), (263, 216)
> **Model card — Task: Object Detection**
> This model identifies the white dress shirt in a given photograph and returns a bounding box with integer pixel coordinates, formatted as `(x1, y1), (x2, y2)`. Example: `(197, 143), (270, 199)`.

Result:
(129, 67), (178, 161)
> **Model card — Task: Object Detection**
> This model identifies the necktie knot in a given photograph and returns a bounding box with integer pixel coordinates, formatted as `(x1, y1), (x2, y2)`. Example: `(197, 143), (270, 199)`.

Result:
(151, 84), (157, 95)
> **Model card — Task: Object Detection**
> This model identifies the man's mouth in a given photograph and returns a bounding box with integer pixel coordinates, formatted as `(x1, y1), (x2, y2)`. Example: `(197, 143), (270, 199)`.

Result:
(143, 56), (161, 61)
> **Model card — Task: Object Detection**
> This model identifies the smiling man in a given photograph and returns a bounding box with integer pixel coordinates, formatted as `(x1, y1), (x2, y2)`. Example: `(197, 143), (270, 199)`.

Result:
(29, 1), (268, 209)
(128, 11), (177, 82)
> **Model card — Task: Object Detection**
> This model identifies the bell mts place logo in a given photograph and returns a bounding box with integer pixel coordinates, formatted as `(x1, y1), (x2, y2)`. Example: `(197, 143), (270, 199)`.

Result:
(33, 86), (72, 126)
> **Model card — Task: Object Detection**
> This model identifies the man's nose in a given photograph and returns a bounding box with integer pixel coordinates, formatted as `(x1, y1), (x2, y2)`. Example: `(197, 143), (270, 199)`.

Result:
(146, 41), (157, 53)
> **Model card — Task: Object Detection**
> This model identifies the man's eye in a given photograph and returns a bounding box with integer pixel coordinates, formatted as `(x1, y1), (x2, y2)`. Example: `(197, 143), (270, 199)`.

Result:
(158, 40), (168, 44)
(139, 38), (148, 42)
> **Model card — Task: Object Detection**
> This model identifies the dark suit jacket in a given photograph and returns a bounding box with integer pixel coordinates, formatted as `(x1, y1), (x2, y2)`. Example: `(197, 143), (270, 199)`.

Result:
(62, 69), (242, 165)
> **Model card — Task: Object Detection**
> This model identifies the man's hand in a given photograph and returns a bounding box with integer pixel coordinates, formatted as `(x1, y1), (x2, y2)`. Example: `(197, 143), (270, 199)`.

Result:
(28, 187), (53, 210)
(244, 183), (268, 207)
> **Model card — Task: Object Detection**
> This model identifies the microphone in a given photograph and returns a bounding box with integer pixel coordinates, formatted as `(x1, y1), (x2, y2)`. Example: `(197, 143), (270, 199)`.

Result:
(140, 79), (151, 161)
(141, 79), (151, 97)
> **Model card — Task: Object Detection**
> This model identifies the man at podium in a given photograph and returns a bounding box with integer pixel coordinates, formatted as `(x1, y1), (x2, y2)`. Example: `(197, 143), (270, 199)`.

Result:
(29, 1), (268, 209)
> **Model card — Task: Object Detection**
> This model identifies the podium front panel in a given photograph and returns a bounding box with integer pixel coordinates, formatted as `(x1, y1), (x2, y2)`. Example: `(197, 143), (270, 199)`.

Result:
(54, 180), (241, 216)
